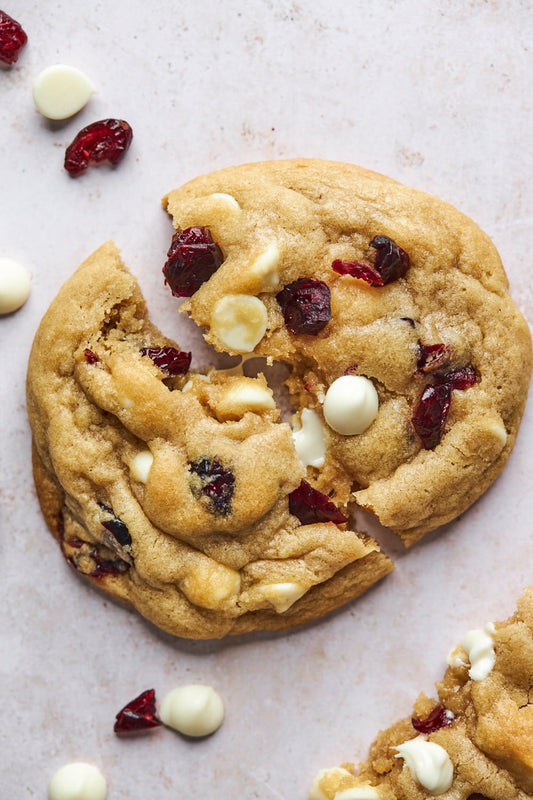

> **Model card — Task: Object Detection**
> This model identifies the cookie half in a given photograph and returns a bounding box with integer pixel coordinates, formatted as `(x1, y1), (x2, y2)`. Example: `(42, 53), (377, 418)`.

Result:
(27, 242), (392, 639)
(310, 587), (533, 799)
(163, 159), (532, 545)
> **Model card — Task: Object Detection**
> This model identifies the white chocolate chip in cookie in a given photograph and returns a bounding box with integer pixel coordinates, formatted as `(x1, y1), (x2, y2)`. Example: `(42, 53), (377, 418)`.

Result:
(292, 408), (326, 468)
(211, 294), (268, 353)
(323, 375), (379, 436)
(249, 242), (280, 290)
(394, 736), (453, 794)
(0, 257), (31, 314)
(160, 684), (224, 737)
(32, 65), (95, 120)
(461, 622), (496, 680)
(262, 581), (307, 612)
(48, 762), (107, 800)
(129, 450), (153, 483)
(216, 377), (276, 417)
(181, 561), (241, 609)
(206, 192), (241, 213)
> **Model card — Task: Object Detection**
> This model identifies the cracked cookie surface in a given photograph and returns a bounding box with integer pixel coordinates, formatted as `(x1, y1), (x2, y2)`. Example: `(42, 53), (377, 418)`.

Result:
(163, 159), (532, 545)
(310, 587), (533, 800)
(27, 242), (391, 639)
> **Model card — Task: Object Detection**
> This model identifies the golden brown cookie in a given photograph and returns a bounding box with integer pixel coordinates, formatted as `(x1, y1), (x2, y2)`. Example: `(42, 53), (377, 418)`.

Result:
(26, 242), (392, 639)
(163, 159), (532, 545)
(309, 587), (533, 799)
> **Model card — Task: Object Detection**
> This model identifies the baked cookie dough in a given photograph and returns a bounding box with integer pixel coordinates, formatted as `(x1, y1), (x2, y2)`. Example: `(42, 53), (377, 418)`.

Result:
(27, 242), (392, 639)
(163, 159), (532, 545)
(310, 587), (533, 799)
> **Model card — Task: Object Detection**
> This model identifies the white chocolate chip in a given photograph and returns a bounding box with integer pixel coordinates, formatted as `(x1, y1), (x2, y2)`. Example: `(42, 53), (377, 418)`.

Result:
(160, 685), (224, 737)
(335, 787), (381, 800)
(461, 622), (496, 680)
(32, 65), (95, 120)
(292, 408), (326, 468)
(249, 243), (280, 290)
(323, 375), (379, 436)
(130, 451), (153, 483)
(207, 192), (241, 213)
(395, 736), (453, 794)
(487, 421), (508, 447)
(211, 294), (268, 353)
(181, 562), (241, 608)
(0, 257), (31, 314)
(218, 378), (276, 415)
(262, 581), (307, 613)
(48, 762), (107, 800)
(309, 768), (353, 800)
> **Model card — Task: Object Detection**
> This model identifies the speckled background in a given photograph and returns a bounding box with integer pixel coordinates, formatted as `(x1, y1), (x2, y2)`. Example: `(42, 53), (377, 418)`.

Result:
(1, 1), (533, 797)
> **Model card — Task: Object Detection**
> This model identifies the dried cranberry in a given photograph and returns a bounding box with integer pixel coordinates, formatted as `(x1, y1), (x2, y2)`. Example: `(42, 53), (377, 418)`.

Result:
(412, 704), (454, 734)
(332, 235), (409, 286)
(437, 365), (477, 390)
(84, 348), (99, 364)
(412, 383), (452, 450)
(416, 343), (451, 375)
(0, 10), (27, 65)
(64, 119), (133, 177)
(163, 227), (223, 297)
(288, 480), (347, 525)
(100, 511), (132, 549)
(89, 550), (130, 577)
(140, 346), (191, 375)
(276, 278), (331, 335)
(114, 689), (161, 735)
(190, 457), (235, 515)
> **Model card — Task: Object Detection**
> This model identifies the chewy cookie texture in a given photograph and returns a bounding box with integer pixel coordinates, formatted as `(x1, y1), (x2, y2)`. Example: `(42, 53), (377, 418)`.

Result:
(27, 159), (531, 639)
(310, 587), (533, 800)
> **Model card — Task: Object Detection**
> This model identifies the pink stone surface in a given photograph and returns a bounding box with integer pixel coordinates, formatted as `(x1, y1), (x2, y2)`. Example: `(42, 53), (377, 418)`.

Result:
(1, 2), (532, 797)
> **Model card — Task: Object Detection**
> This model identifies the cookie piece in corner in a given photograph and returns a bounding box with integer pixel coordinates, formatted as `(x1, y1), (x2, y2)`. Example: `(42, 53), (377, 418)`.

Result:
(309, 586), (533, 799)
(162, 159), (532, 546)
(26, 242), (392, 639)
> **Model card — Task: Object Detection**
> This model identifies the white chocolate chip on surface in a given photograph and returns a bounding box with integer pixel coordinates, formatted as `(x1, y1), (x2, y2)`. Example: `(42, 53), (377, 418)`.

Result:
(262, 581), (307, 613)
(249, 242), (280, 290)
(292, 408), (326, 468)
(130, 450), (153, 483)
(32, 65), (95, 120)
(461, 622), (496, 680)
(394, 736), (454, 794)
(159, 684), (224, 737)
(309, 767), (353, 800)
(323, 375), (379, 436)
(48, 762), (107, 800)
(0, 257), (31, 314)
(210, 294), (268, 353)
(335, 786), (381, 799)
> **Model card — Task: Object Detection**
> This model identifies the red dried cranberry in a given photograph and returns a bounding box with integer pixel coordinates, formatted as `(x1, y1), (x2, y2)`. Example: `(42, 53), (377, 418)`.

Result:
(89, 549), (130, 577)
(84, 348), (99, 364)
(415, 343), (451, 375)
(412, 704), (454, 734)
(163, 227), (223, 297)
(114, 689), (161, 735)
(288, 480), (347, 525)
(332, 235), (409, 286)
(140, 346), (191, 375)
(64, 119), (133, 177)
(437, 365), (477, 390)
(0, 10), (27, 65)
(190, 457), (235, 515)
(412, 383), (452, 450)
(276, 278), (331, 335)
(100, 512), (132, 549)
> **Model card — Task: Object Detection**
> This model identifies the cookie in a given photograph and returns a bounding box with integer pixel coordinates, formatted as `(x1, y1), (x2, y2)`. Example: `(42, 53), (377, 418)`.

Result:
(309, 587), (533, 799)
(27, 242), (392, 639)
(163, 158), (532, 545)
